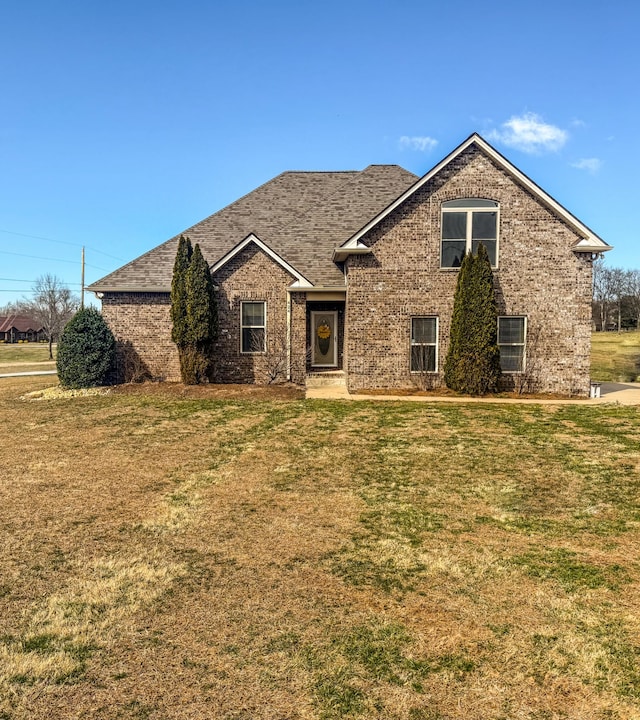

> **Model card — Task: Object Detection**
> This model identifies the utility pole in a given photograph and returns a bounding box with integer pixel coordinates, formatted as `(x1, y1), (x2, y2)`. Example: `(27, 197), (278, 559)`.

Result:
(81, 246), (85, 309)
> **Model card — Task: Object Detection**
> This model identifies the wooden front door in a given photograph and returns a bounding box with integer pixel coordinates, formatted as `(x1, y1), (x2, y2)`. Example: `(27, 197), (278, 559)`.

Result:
(311, 311), (338, 368)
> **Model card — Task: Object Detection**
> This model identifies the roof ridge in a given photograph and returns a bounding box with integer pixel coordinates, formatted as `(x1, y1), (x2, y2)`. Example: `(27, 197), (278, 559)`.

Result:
(280, 170), (359, 175)
(262, 168), (371, 240)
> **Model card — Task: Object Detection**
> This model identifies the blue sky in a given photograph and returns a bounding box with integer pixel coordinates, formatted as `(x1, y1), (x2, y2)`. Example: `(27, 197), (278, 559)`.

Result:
(1, 0), (638, 306)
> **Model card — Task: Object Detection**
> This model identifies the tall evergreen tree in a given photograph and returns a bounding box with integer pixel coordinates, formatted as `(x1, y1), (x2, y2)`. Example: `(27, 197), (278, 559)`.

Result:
(171, 235), (192, 345)
(444, 244), (501, 395)
(444, 250), (474, 392)
(170, 237), (218, 384)
(184, 243), (218, 383)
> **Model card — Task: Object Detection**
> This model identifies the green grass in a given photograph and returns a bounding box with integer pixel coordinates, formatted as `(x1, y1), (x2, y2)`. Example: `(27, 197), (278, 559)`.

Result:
(1, 378), (640, 719)
(591, 330), (640, 381)
(0, 342), (55, 364)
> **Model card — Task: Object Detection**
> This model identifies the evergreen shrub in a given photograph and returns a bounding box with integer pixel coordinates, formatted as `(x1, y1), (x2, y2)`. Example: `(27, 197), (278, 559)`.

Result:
(444, 243), (501, 395)
(56, 307), (115, 388)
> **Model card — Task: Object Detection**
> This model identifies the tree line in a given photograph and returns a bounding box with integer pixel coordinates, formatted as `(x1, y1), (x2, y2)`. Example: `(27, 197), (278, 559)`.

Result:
(592, 259), (640, 331)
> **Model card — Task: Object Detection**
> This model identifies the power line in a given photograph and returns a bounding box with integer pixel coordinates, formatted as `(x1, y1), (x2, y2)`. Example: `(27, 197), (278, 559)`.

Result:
(0, 228), (124, 262)
(0, 249), (108, 272)
(0, 277), (83, 286)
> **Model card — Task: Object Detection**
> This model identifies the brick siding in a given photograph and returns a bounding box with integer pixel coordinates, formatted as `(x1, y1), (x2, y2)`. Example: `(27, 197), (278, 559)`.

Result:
(345, 146), (593, 396)
(211, 243), (298, 384)
(102, 292), (180, 382)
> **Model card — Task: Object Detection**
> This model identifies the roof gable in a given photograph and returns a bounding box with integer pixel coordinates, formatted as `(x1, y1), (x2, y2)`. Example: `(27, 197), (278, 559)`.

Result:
(210, 233), (313, 287)
(335, 133), (611, 260)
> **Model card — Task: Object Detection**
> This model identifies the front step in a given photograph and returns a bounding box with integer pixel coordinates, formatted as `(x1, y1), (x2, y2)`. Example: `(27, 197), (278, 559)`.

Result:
(306, 370), (346, 388)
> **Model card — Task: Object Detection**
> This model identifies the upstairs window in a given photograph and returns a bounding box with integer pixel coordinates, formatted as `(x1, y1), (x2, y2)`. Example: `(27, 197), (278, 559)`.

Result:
(441, 199), (498, 268)
(240, 301), (266, 353)
(498, 316), (526, 372)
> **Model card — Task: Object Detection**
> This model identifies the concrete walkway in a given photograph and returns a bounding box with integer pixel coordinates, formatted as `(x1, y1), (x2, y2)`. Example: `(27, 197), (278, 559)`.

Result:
(0, 370), (58, 378)
(306, 381), (640, 405)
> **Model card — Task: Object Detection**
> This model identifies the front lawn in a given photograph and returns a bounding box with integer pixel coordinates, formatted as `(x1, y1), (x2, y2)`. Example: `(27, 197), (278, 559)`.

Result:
(1, 377), (639, 719)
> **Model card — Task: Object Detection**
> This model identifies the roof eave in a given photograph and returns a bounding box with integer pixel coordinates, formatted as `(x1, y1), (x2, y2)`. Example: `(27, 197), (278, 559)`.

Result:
(89, 285), (171, 294)
(572, 239), (613, 254)
(332, 245), (373, 262)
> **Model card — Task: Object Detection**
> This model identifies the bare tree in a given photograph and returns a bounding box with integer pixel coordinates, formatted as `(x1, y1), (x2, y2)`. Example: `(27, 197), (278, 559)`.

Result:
(592, 258), (629, 331)
(593, 257), (613, 331)
(624, 269), (640, 330)
(513, 325), (542, 395)
(23, 275), (79, 359)
(249, 322), (310, 384)
(609, 267), (627, 332)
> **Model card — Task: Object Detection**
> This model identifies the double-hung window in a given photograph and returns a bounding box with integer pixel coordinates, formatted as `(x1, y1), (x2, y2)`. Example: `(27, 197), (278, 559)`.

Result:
(240, 301), (266, 353)
(410, 317), (438, 372)
(441, 199), (498, 268)
(498, 316), (526, 372)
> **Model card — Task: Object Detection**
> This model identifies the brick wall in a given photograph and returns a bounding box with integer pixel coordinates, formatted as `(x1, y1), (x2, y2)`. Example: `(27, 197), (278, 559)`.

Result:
(290, 292), (308, 385)
(211, 243), (299, 384)
(345, 146), (594, 396)
(102, 292), (180, 382)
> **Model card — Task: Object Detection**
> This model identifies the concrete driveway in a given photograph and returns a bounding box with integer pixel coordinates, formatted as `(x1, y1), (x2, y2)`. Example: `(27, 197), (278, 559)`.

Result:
(596, 382), (640, 406)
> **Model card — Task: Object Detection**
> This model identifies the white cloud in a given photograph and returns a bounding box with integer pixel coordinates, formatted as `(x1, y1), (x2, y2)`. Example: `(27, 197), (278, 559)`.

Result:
(399, 135), (438, 152)
(571, 157), (602, 174)
(487, 113), (568, 153)
(570, 118), (586, 128)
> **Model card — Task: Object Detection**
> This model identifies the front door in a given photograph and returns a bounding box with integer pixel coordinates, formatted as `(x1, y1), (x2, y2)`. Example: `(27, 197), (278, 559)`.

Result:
(311, 311), (338, 368)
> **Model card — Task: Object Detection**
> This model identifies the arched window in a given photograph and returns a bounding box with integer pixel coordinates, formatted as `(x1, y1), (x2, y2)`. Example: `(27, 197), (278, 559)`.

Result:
(441, 199), (499, 268)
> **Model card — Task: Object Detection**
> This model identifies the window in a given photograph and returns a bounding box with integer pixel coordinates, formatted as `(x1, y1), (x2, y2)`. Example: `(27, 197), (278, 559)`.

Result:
(498, 316), (526, 372)
(411, 317), (438, 372)
(441, 199), (498, 268)
(240, 301), (266, 353)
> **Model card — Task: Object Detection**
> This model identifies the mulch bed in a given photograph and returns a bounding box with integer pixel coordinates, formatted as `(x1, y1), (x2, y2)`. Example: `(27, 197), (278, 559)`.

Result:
(110, 380), (305, 401)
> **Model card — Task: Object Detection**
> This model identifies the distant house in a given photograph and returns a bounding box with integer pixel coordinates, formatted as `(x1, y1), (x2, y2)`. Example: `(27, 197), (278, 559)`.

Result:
(0, 315), (45, 343)
(89, 133), (612, 396)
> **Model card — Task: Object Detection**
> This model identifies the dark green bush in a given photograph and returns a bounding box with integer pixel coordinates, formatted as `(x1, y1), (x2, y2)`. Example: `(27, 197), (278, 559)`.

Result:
(170, 237), (218, 384)
(444, 244), (501, 395)
(56, 307), (115, 388)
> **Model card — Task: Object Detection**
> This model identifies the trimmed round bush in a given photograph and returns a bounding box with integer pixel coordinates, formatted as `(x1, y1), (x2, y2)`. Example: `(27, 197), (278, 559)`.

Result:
(56, 307), (115, 388)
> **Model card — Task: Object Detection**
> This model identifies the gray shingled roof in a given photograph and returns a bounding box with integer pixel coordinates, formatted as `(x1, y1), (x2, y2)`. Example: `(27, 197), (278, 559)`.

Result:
(88, 164), (418, 292)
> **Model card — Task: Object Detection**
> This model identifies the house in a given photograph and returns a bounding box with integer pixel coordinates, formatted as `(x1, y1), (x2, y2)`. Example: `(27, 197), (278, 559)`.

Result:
(0, 315), (45, 343)
(88, 133), (612, 396)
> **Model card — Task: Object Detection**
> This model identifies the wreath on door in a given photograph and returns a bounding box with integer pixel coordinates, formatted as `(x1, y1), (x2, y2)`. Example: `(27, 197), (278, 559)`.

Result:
(317, 320), (331, 356)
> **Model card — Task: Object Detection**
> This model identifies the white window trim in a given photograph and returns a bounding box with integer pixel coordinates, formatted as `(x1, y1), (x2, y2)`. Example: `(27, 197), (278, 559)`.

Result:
(440, 200), (499, 269)
(240, 301), (266, 354)
(410, 316), (439, 374)
(498, 315), (527, 374)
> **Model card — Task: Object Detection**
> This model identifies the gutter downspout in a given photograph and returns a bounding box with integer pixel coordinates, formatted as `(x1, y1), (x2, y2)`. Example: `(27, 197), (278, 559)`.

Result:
(286, 291), (291, 382)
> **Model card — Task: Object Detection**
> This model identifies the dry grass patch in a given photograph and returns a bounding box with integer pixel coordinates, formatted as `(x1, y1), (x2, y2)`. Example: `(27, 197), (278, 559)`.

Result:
(1, 552), (184, 713)
(1, 381), (639, 718)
